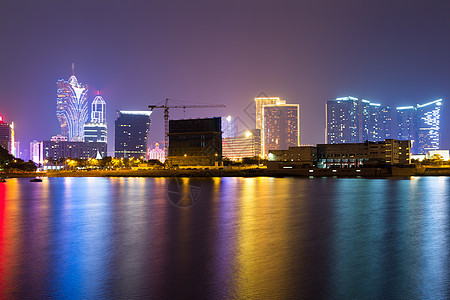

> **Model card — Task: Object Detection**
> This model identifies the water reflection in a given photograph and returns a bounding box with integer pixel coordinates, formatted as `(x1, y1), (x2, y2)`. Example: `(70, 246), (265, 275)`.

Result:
(0, 177), (448, 299)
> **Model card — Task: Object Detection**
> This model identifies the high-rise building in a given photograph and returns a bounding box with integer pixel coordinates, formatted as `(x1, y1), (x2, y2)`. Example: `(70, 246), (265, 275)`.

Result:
(326, 96), (391, 144)
(254, 97), (286, 130)
(30, 140), (43, 164)
(396, 106), (416, 148)
(84, 95), (107, 144)
(91, 95), (106, 123)
(417, 99), (441, 154)
(221, 115), (236, 138)
(396, 99), (442, 154)
(56, 64), (89, 141)
(0, 116), (14, 155)
(262, 104), (299, 156)
(114, 111), (151, 158)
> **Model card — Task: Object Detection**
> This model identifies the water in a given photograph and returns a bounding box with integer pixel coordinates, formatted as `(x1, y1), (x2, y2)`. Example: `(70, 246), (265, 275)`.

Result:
(0, 177), (448, 299)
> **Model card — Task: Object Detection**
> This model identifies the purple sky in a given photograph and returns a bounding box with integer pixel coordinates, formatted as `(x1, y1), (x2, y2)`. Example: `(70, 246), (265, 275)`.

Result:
(1, 0), (450, 155)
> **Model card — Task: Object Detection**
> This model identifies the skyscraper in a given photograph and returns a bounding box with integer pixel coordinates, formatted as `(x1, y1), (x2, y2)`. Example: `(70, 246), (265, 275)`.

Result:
(254, 97), (286, 129)
(0, 115), (14, 155)
(114, 111), (151, 158)
(221, 115), (236, 138)
(326, 96), (392, 144)
(417, 99), (441, 154)
(396, 99), (442, 154)
(262, 104), (299, 156)
(56, 64), (89, 141)
(84, 95), (107, 144)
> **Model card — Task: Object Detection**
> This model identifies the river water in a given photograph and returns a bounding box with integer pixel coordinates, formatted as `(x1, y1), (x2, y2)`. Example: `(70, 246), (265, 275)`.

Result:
(0, 177), (448, 299)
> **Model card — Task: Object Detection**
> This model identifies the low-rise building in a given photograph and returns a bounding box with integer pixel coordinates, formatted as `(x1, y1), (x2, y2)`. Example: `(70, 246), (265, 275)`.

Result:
(43, 140), (107, 160)
(268, 139), (411, 169)
(222, 129), (261, 161)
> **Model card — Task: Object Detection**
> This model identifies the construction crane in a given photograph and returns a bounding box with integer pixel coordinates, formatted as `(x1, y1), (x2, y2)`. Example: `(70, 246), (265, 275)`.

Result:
(149, 98), (226, 159)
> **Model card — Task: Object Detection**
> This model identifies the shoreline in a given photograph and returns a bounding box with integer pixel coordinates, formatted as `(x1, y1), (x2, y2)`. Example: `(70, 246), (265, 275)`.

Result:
(3, 165), (450, 178)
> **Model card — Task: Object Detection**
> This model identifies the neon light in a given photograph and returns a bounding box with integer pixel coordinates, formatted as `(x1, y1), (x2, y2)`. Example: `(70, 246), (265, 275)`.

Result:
(370, 103), (380, 106)
(348, 96), (358, 100)
(396, 106), (415, 110)
(417, 99), (443, 108)
(362, 99), (370, 103)
(335, 97), (349, 100)
(118, 111), (152, 116)
(0, 116), (2, 122)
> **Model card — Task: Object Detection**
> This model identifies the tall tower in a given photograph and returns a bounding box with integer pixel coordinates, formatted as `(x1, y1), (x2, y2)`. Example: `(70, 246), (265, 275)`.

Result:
(326, 96), (392, 144)
(56, 64), (89, 141)
(84, 95), (108, 144)
(262, 104), (299, 156)
(396, 99), (442, 154)
(115, 111), (151, 158)
(91, 95), (106, 123)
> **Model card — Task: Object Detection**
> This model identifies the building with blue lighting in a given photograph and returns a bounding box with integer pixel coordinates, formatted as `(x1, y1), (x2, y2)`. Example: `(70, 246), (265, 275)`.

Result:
(326, 96), (392, 144)
(56, 64), (89, 142)
(396, 99), (442, 154)
(84, 95), (107, 146)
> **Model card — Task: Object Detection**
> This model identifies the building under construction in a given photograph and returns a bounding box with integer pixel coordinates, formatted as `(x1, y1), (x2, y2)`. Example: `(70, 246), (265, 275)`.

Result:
(168, 117), (222, 167)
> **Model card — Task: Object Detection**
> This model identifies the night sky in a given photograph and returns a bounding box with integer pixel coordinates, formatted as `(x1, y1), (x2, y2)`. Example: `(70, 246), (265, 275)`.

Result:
(2, 0), (450, 156)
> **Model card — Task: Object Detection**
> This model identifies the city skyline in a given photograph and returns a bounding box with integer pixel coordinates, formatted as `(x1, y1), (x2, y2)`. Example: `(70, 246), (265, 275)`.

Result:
(2, 1), (450, 153)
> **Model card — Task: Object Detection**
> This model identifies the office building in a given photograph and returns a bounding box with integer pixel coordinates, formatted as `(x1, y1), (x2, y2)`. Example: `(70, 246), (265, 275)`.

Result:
(417, 99), (441, 154)
(326, 96), (392, 144)
(268, 139), (410, 168)
(114, 111), (151, 158)
(91, 95), (106, 123)
(30, 140), (43, 164)
(262, 103), (299, 156)
(254, 97), (286, 129)
(84, 123), (107, 143)
(56, 64), (89, 141)
(0, 116), (14, 155)
(168, 117), (222, 166)
(396, 99), (442, 154)
(222, 129), (261, 160)
(43, 140), (107, 160)
(221, 115), (236, 138)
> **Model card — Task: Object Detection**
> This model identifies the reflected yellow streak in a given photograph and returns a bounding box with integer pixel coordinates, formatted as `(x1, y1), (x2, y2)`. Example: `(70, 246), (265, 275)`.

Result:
(233, 178), (304, 298)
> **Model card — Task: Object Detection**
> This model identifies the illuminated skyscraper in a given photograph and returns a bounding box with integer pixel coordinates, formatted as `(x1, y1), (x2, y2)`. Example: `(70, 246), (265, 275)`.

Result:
(56, 64), (89, 141)
(397, 99), (442, 154)
(115, 111), (151, 158)
(91, 95), (106, 123)
(326, 96), (391, 144)
(84, 95), (107, 144)
(262, 104), (299, 156)
(254, 97), (286, 129)
(417, 99), (441, 153)
(0, 116), (14, 155)
(221, 115), (236, 138)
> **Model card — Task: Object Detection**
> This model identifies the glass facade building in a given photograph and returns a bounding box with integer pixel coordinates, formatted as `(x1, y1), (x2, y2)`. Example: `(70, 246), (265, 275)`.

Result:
(221, 115), (236, 138)
(326, 96), (391, 144)
(0, 116), (14, 155)
(114, 111), (151, 158)
(396, 99), (442, 154)
(262, 104), (300, 156)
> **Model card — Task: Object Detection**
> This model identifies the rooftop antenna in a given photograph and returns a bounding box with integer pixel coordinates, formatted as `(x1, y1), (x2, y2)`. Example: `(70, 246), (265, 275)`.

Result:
(71, 62), (75, 75)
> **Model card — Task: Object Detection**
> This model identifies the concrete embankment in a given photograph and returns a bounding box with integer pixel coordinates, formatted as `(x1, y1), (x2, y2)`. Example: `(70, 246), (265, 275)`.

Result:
(3, 165), (450, 178)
